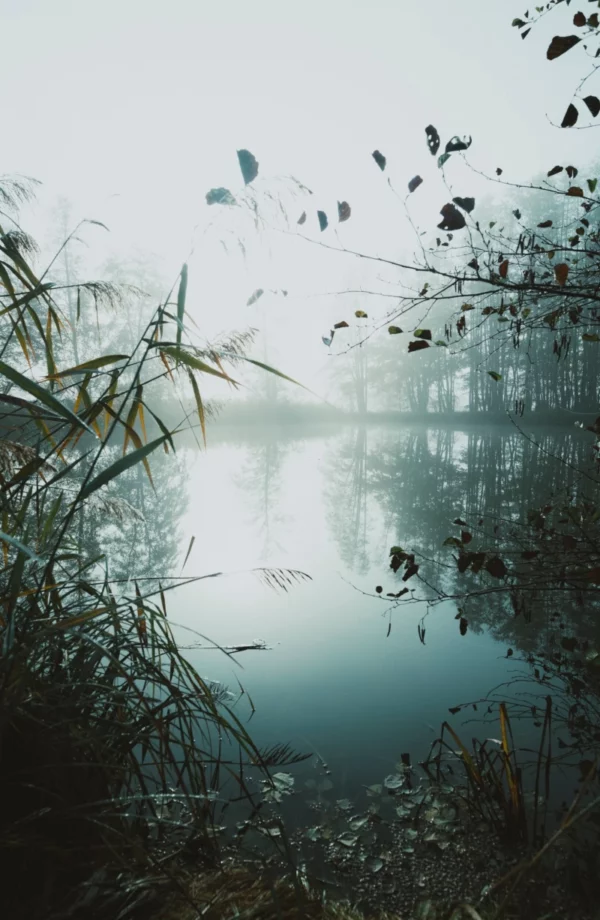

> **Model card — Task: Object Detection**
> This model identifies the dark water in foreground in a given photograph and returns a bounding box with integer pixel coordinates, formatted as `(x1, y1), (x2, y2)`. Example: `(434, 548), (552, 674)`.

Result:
(167, 422), (594, 805)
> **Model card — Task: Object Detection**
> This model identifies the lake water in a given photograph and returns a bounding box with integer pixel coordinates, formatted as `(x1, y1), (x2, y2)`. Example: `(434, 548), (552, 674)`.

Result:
(166, 421), (590, 802)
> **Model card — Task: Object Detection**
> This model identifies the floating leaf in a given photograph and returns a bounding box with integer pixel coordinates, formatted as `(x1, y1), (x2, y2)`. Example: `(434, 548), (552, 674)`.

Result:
(459, 617), (468, 636)
(414, 329), (432, 340)
(318, 210), (328, 231)
(388, 325), (402, 334)
(206, 187), (237, 206)
(445, 135), (472, 153)
(555, 263), (569, 285)
(372, 150), (386, 171)
(349, 815), (369, 830)
(547, 35), (581, 60)
(355, 310), (368, 318)
(297, 211), (307, 225)
(566, 165), (579, 178)
(438, 152), (451, 169)
(547, 165), (563, 177)
(584, 95), (600, 117)
(574, 11), (586, 27)
(247, 288), (264, 306)
(337, 832), (358, 848)
(438, 203), (466, 231)
(496, 167), (503, 175)
(488, 371), (502, 381)
(384, 774), (405, 791)
(453, 196), (475, 213)
(322, 332), (334, 347)
(408, 340), (430, 352)
(588, 178), (598, 193)
(338, 201), (352, 222)
(513, 209), (521, 220)
(583, 333), (600, 342)
(425, 125), (440, 155)
(408, 175), (423, 193)
(562, 104), (579, 128)
(375, 585), (383, 594)
(237, 148), (259, 184)
(538, 219), (553, 228)
(334, 320), (349, 329)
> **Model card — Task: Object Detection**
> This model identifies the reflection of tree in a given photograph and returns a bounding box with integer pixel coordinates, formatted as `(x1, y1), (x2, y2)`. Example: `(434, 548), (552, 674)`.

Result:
(323, 426), (373, 574)
(73, 446), (188, 581)
(234, 434), (290, 562)
(323, 422), (600, 659)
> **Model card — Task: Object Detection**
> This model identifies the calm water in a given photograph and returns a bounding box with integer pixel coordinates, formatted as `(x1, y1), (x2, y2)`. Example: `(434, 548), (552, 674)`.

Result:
(165, 422), (586, 799)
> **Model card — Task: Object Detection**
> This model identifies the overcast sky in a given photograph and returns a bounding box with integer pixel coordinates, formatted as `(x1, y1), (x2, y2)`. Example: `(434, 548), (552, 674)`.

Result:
(1, 0), (596, 389)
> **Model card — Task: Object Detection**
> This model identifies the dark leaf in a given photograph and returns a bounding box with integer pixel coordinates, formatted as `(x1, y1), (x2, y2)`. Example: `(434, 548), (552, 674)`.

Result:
(438, 152), (451, 169)
(485, 556), (507, 579)
(408, 340), (429, 353)
(555, 263), (569, 285)
(488, 371), (502, 381)
(468, 258), (479, 270)
(561, 104), (579, 128)
(459, 617), (468, 636)
(573, 12), (586, 28)
(444, 536), (464, 547)
(448, 706), (461, 715)
(425, 125), (441, 155)
(507, 648), (513, 658)
(414, 328), (432, 340)
(297, 211), (307, 225)
(538, 219), (553, 228)
(547, 35), (581, 60)
(372, 150), (386, 171)
(547, 165), (563, 177)
(588, 178), (598, 193)
(403, 563), (419, 581)
(499, 260), (509, 279)
(388, 325), (402, 334)
(461, 531), (473, 544)
(334, 320), (349, 329)
(438, 203), (466, 231)
(453, 196), (475, 213)
(355, 310), (368, 318)
(338, 201), (352, 222)
(318, 210), (328, 231)
(375, 585), (383, 594)
(237, 149), (259, 184)
(206, 187), (237, 206)
(496, 167), (503, 175)
(566, 165), (579, 178)
(583, 333), (600, 342)
(513, 208), (521, 220)
(408, 175), (423, 193)
(512, 18), (526, 28)
(521, 28), (531, 39)
(445, 135), (472, 153)
(453, 518), (467, 526)
(584, 95), (600, 117)
(561, 636), (579, 652)
(387, 588), (409, 599)
(247, 288), (264, 306)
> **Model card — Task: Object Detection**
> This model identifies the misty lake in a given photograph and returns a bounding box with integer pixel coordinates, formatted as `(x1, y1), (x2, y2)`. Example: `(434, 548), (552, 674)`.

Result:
(167, 420), (591, 807)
